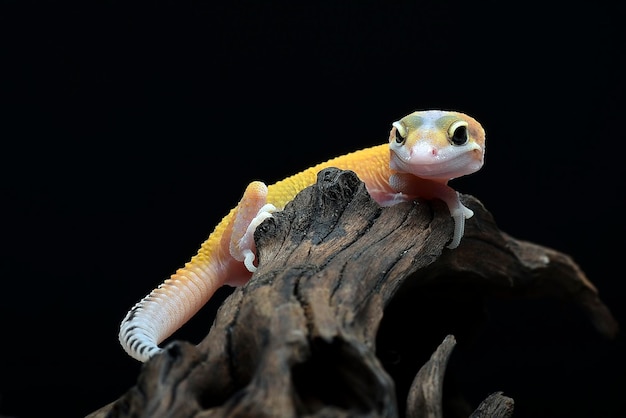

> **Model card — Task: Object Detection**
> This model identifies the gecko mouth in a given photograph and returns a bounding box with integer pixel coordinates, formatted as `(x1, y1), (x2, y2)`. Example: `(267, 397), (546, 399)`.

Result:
(407, 153), (483, 179)
(393, 147), (484, 180)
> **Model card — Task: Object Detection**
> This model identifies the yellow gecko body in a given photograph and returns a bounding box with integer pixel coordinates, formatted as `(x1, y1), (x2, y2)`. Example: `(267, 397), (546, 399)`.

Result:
(119, 110), (486, 362)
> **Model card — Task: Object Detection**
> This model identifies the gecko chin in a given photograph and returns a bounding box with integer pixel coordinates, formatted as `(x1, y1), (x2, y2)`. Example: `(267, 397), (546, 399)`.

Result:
(412, 160), (482, 179)
(392, 153), (483, 180)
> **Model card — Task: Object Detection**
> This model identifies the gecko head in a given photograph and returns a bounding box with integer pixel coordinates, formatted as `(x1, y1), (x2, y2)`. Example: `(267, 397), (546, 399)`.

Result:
(388, 110), (486, 181)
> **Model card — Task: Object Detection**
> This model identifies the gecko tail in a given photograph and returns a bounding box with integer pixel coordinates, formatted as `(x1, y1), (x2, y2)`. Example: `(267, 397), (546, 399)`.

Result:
(119, 303), (164, 362)
(118, 265), (219, 362)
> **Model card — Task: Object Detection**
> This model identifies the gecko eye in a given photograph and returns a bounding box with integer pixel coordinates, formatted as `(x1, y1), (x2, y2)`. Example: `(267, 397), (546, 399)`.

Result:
(448, 120), (469, 145)
(392, 122), (406, 144)
(394, 129), (404, 144)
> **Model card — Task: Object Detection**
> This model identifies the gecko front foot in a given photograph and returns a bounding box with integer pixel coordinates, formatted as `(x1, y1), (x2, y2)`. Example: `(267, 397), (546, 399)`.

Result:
(447, 200), (473, 249)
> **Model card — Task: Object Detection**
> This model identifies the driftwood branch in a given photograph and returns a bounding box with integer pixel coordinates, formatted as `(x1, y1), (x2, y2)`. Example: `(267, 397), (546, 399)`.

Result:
(90, 168), (618, 418)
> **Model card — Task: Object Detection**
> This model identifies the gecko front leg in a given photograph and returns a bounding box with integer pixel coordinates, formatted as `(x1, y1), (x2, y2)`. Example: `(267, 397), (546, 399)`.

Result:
(389, 172), (473, 249)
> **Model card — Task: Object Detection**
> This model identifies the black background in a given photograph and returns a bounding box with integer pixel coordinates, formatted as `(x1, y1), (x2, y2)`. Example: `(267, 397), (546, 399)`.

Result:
(1, 1), (625, 417)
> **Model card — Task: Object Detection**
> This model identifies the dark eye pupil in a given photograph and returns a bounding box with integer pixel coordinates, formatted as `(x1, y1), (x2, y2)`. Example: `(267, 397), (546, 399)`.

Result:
(451, 125), (468, 145)
(395, 129), (404, 143)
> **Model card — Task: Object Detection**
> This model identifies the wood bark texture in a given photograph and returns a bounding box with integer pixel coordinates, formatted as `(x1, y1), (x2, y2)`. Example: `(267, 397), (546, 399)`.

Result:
(88, 168), (618, 418)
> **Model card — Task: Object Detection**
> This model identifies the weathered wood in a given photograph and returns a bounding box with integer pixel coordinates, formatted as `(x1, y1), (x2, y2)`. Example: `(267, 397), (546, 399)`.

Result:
(469, 392), (514, 418)
(406, 334), (456, 418)
(90, 168), (618, 418)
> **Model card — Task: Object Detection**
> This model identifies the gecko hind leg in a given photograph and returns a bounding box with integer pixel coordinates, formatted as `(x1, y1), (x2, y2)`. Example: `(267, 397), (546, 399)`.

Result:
(229, 181), (277, 272)
(240, 203), (276, 271)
